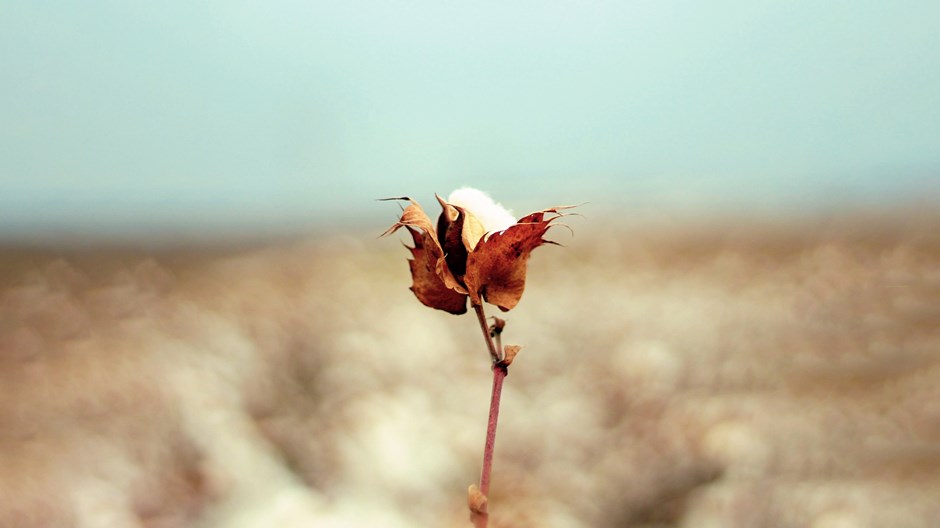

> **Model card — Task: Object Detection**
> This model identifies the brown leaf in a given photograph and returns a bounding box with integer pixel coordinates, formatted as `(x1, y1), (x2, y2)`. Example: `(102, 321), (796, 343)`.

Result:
(381, 198), (468, 314)
(463, 208), (568, 311)
(406, 227), (468, 314)
(433, 196), (488, 282)
(500, 345), (521, 366)
(435, 194), (470, 280)
(488, 317), (506, 338)
(379, 198), (436, 238)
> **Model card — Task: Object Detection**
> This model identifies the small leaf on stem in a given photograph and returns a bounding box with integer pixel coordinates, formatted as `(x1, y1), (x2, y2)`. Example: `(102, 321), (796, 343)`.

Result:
(499, 345), (522, 367)
(467, 484), (488, 514)
(488, 317), (506, 338)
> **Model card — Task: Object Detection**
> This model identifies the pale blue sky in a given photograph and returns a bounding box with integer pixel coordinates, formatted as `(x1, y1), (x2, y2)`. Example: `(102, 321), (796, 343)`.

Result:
(2, 1), (939, 238)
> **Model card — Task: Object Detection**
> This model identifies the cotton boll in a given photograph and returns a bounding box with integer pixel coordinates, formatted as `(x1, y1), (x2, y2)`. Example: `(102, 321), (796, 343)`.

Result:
(446, 188), (516, 234)
(812, 510), (865, 528)
(701, 421), (770, 477)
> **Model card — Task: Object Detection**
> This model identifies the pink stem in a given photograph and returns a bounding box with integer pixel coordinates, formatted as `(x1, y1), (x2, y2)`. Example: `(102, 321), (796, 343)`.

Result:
(473, 304), (501, 363)
(480, 363), (507, 497)
(471, 303), (509, 514)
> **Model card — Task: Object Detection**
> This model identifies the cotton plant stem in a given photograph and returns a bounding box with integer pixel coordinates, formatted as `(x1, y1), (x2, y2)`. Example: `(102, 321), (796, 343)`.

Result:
(473, 303), (501, 363)
(480, 363), (507, 498)
(471, 303), (508, 511)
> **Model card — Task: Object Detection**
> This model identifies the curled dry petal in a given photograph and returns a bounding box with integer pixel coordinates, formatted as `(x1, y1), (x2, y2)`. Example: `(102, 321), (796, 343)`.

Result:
(467, 484), (488, 514)
(379, 197), (436, 236)
(381, 198), (468, 314)
(488, 317), (506, 338)
(435, 194), (470, 279)
(405, 226), (469, 314)
(464, 207), (574, 312)
(434, 194), (488, 279)
(500, 345), (521, 367)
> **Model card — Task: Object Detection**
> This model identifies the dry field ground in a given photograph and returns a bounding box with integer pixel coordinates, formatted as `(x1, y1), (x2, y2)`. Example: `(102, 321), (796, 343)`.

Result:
(1, 209), (939, 527)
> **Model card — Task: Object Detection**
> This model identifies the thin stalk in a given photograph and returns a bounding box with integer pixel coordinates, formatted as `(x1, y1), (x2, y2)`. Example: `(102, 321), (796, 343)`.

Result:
(473, 303), (501, 363)
(479, 363), (507, 497)
(470, 303), (508, 519)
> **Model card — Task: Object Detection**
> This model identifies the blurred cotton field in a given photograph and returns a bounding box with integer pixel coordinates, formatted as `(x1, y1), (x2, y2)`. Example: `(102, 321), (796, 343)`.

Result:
(2, 209), (939, 528)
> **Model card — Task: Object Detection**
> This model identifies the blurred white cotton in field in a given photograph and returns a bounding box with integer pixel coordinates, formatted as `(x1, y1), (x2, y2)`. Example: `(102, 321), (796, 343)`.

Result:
(2, 209), (940, 527)
(446, 188), (517, 233)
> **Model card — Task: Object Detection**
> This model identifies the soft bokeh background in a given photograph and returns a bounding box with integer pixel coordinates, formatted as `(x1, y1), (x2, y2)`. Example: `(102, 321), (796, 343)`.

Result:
(2, 2), (939, 527)
(3, 1), (940, 239)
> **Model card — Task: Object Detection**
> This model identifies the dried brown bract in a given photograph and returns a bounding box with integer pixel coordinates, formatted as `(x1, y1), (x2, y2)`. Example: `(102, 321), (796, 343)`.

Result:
(467, 484), (488, 514)
(381, 190), (575, 314)
(499, 345), (522, 367)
